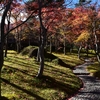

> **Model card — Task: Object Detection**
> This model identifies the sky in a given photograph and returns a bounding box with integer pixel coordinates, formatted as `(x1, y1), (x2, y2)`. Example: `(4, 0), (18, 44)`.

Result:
(0, 0), (100, 23)
(65, 0), (100, 8)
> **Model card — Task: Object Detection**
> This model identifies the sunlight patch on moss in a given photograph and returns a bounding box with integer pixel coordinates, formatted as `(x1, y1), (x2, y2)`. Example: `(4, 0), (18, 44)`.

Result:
(1, 50), (83, 100)
(40, 89), (66, 100)
(2, 92), (19, 99)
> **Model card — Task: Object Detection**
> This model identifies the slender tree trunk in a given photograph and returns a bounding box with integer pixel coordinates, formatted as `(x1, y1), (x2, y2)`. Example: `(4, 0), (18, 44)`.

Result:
(78, 45), (82, 59)
(70, 44), (73, 54)
(0, 43), (4, 72)
(55, 35), (57, 52)
(37, 31), (41, 62)
(28, 27), (31, 46)
(37, 47), (40, 62)
(4, 36), (8, 57)
(64, 37), (66, 55)
(37, 44), (44, 78)
(0, 1), (12, 98)
(50, 36), (52, 53)
(16, 31), (21, 53)
(85, 41), (89, 58)
(37, 27), (47, 78)
(93, 21), (100, 62)
(86, 47), (89, 58)
(36, 0), (47, 78)
(0, 42), (3, 98)
(95, 43), (100, 62)
(16, 40), (21, 53)
(4, 9), (11, 57)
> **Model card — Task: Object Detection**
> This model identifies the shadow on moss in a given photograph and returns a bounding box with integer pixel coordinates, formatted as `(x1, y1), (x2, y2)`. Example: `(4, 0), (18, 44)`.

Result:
(21, 46), (72, 69)
(93, 70), (100, 79)
(1, 96), (9, 100)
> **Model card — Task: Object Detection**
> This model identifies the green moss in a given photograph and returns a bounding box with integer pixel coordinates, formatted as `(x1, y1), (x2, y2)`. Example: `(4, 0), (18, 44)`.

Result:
(2, 92), (19, 100)
(20, 46), (37, 56)
(87, 62), (100, 79)
(1, 50), (83, 100)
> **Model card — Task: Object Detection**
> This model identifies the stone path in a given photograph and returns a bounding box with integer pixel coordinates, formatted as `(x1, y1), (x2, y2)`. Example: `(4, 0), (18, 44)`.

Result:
(68, 59), (100, 100)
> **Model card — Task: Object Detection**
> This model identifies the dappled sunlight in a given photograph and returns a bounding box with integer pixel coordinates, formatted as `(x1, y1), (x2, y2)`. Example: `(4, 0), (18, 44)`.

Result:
(52, 52), (84, 68)
(1, 0), (100, 99)
(1, 50), (83, 100)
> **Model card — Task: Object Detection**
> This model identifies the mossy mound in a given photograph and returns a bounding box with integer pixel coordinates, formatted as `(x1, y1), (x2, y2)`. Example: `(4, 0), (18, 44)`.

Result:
(20, 46), (71, 68)
(52, 58), (72, 69)
(28, 48), (57, 61)
(20, 46), (37, 56)
(20, 46), (57, 61)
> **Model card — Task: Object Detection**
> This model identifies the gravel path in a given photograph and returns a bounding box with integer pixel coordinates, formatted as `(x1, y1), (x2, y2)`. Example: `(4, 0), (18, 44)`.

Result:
(68, 60), (100, 100)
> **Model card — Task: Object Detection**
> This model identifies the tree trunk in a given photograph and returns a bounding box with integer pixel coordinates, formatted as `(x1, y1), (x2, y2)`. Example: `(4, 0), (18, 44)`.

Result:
(0, 1), (12, 97)
(0, 44), (4, 71)
(70, 44), (73, 54)
(16, 31), (21, 53)
(16, 40), (21, 53)
(93, 21), (100, 63)
(0, 43), (4, 98)
(55, 35), (57, 52)
(4, 8), (11, 57)
(78, 45), (82, 59)
(95, 40), (100, 62)
(64, 37), (66, 55)
(4, 37), (8, 57)
(36, 44), (44, 78)
(37, 47), (40, 62)
(36, 0), (47, 78)
(36, 27), (47, 78)
(86, 45), (89, 58)
(50, 36), (52, 53)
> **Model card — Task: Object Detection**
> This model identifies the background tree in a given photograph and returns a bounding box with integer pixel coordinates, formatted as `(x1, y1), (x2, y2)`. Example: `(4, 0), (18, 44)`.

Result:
(0, 0), (13, 97)
(0, 0), (44, 97)
(26, 0), (66, 78)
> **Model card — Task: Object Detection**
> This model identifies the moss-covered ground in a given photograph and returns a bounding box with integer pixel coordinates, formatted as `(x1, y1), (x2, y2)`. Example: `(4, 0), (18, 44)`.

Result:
(1, 50), (84, 100)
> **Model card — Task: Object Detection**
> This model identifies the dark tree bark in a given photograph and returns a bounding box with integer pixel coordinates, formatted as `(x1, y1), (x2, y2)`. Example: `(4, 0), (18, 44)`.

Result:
(4, 11), (11, 57)
(54, 35), (58, 52)
(37, 28), (47, 78)
(16, 34), (21, 53)
(37, 47), (40, 62)
(50, 36), (52, 53)
(15, 24), (21, 53)
(4, 36), (8, 57)
(36, 0), (47, 78)
(78, 45), (82, 59)
(93, 21), (100, 63)
(0, 1), (12, 97)
(86, 46), (89, 58)
(64, 37), (66, 55)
